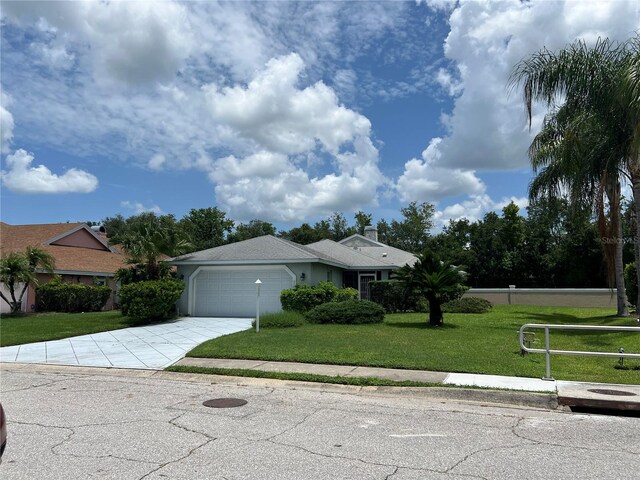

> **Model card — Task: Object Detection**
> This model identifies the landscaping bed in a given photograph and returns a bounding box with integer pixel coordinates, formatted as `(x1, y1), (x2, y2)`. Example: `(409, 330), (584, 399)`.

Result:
(186, 304), (640, 384)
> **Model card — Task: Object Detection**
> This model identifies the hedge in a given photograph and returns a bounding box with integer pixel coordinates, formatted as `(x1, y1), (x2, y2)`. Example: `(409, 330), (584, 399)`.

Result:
(441, 297), (492, 313)
(37, 279), (111, 313)
(119, 279), (185, 321)
(280, 282), (358, 313)
(252, 311), (306, 329)
(305, 300), (384, 324)
(369, 280), (419, 313)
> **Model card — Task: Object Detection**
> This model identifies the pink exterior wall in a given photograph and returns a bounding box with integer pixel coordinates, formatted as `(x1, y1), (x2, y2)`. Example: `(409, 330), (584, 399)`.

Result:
(50, 228), (108, 251)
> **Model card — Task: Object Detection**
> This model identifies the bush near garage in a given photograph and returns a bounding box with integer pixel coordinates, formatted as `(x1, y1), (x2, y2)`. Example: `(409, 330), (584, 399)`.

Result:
(280, 282), (358, 313)
(119, 279), (185, 321)
(305, 300), (385, 324)
(251, 311), (306, 329)
(441, 297), (493, 314)
(37, 276), (111, 313)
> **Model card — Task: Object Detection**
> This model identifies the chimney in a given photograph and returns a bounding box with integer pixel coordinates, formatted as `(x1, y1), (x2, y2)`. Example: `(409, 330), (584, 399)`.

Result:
(364, 225), (378, 242)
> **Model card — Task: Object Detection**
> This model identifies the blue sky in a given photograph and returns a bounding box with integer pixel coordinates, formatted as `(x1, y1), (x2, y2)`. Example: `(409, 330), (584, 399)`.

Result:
(1, 0), (638, 231)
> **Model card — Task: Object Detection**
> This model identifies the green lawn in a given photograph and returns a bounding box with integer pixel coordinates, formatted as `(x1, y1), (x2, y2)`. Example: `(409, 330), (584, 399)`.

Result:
(187, 305), (640, 384)
(0, 311), (140, 346)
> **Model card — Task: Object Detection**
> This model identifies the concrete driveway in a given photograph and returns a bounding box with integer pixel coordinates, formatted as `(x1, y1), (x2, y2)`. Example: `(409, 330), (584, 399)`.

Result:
(0, 317), (252, 369)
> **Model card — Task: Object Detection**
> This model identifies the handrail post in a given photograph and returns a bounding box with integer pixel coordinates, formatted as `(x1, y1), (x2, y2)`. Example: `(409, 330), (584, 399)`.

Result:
(543, 326), (554, 381)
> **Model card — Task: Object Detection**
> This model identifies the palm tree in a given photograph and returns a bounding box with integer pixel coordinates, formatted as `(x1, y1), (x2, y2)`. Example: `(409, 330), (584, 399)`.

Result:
(510, 36), (638, 314)
(0, 247), (55, 314)
(120, 223), (191, 280)
(395, 250), (467, 327)
(528, 103), (629, 315)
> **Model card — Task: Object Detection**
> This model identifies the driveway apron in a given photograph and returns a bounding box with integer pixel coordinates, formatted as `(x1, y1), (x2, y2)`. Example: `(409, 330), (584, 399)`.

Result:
(0, 317), (252, 370)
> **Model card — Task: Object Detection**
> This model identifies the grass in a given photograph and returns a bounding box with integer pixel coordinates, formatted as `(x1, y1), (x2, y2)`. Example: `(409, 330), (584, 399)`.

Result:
(0, 311), (141, 346)
(165, 365), (440, 387)
(187, 304), (640, 385)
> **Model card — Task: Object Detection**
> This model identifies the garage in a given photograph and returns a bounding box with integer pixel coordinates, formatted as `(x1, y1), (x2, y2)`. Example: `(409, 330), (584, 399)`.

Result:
(191, 266), (296, 317)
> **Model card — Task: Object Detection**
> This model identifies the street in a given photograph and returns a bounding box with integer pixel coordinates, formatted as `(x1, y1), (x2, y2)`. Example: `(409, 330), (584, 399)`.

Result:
(0, 364), (638, 480)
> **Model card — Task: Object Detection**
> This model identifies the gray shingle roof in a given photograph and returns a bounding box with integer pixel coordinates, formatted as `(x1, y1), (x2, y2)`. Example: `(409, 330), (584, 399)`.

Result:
(169, 234), (417, 269)
(304, 239), (398, 268)
(170, 235), (323, 263)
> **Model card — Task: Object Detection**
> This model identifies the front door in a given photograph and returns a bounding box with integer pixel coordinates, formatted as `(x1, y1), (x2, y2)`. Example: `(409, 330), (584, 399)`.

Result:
(359, 274), (376, 300)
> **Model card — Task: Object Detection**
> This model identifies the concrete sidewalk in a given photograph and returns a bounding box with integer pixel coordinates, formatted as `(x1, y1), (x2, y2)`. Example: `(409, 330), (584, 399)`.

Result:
(174, 357), (640, 411)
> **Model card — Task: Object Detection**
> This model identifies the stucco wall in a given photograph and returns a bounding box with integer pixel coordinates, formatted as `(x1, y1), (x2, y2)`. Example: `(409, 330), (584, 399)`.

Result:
(1, 282), (27, 314)
(50, 228), (108, 250)
(464, 288), (616, 308)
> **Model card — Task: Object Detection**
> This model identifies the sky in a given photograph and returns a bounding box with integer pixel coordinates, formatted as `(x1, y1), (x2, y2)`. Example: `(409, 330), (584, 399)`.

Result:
(1, 0), (639, 231)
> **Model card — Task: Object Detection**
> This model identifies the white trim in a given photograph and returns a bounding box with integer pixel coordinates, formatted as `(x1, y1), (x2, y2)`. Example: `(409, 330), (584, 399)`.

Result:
(188, 265), (296, 316)
(358, 272), (376, 300)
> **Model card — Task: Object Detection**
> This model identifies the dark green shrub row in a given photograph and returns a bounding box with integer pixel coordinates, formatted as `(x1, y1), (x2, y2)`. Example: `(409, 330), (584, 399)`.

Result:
(442, 297), (492, 313)
(624, 262), (637, 307)
(369, 280), (420, 313)
(280, 282), (359, 312)
(119, 279), (185, 321)
(305, 300), (384, 324)
(37, 278), (111, 313)
(252, 311), (306, 329)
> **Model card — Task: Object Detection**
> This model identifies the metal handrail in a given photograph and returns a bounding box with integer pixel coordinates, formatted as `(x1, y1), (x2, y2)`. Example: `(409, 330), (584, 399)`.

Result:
(518, 323), (640, 380)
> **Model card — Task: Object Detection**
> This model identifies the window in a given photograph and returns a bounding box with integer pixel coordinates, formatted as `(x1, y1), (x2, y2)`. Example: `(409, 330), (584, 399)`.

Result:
(327, 270), (333, 282)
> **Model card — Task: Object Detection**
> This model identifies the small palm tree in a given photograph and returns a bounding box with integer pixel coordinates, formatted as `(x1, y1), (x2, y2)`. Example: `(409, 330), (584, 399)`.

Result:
(395, 250), (467, 327)
(0, 247), (55, 314)
(120, 223), (191, 280)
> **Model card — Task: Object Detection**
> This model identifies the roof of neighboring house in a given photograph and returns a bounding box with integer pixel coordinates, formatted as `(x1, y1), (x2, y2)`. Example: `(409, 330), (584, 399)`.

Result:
(170, 234), (416, 269)
(338, 234), (417, 268)
(0, 222), (127, 275)
(304, 239), (399, 268)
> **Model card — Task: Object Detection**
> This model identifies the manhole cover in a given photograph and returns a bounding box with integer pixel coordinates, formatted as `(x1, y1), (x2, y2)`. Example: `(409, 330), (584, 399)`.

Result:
(587, 389), (637, 397)
(203, 398), (248, 408)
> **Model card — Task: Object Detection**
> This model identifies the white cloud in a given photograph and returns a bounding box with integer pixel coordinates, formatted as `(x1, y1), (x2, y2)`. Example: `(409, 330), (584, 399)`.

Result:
(424, 0), (640, 171)
(435, 194), (529, 227)
(206, 54), (372, 155)
(148, 154), (166, 171)
(0, 92), (14, 154)
(209, 137), (386, 222)
(1, 149), (98, 194)
(3, 0), (193, 85)
(396, 138), (485, 202)
(120, 201), (162, 215)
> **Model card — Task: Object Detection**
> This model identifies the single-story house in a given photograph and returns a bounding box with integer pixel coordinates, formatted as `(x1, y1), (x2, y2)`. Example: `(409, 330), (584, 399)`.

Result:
(169, 226), (417, 317)
(0, 222), (127, 313)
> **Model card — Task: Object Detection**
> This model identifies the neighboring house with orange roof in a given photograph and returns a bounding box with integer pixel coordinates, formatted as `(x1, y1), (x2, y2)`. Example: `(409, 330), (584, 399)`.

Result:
(0, 222), (127, 313)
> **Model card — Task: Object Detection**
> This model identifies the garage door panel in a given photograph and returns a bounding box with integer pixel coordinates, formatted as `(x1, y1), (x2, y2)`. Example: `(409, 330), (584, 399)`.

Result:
(193, 268), (294, 317)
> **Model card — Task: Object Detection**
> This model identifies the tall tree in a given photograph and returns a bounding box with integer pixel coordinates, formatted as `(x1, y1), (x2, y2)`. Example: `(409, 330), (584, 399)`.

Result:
(0, 247), (55, 313)
(179, 207), (234, 251)
(510, 37), (637, 315)
(384, 202), (435, 253)
(227, 220), (276, 243)
(354, 211), (373, 235)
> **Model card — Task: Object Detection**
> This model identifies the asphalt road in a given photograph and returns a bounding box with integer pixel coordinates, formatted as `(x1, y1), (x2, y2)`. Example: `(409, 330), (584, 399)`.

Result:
(0, 364), (638, 480)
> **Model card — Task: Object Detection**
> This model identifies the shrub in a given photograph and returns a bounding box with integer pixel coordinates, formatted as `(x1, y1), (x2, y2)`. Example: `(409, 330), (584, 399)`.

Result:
(305, 300), (384, 324)
(441, 297), (493, 314)
(280, 282), (356, 312)
(624, 262), (637, 308)
(119, 279), (185, 321)
(252, 311), (306, 328)
(37, 277), (111, 313)
(369, 280), (420, 313)
(334, 287), (359, 303)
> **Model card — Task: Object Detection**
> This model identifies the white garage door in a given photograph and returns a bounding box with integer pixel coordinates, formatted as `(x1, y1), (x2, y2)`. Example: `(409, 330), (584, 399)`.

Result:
(192, 267), (295, 317)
